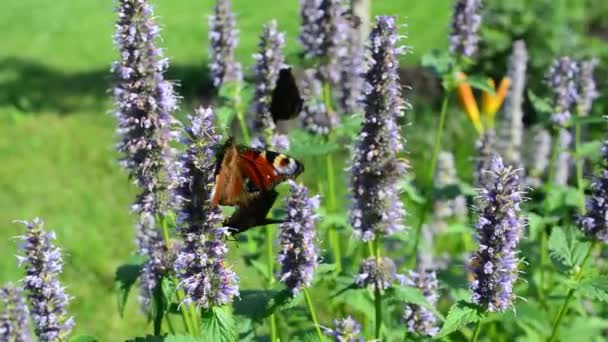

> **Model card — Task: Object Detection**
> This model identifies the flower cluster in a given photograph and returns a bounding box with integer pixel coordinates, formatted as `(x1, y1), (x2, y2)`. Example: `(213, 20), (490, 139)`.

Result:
(469, 155), (525, 312)
(498, 40), (527, 168)
(575, 58), (599, 116)
(349, 16), (408, 242)
(0, 283), (30, 342)
(402, 269), (439, 336)
(338, 13), (366, 114)
(474, 130), (496, 187)
(449, 0), (482, 58)
(249, 20), (288, 149)
(300, 68), (338, 135)
(208, 0), (242, 87)
(173, 108), (239, 308)
(278, 181), (320, 295)
(16, 219), (74, 341)
(524, 128), (552, 187)
(545, 57), (579, 126)
(553, 128), (572, 186)
(112, 0), (178, 311)
(579, 142), (608, 243)
(355, 256), (405, 291)
(322, 316), (364, 342)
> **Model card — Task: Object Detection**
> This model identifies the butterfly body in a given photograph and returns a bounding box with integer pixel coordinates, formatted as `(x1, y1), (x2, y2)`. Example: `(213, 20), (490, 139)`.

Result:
(223, 190), (282, 234)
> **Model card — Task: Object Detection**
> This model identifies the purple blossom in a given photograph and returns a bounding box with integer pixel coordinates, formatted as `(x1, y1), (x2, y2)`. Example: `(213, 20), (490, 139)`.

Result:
(338, 13), (367, 114)
(278, 181), (320, 295)
(349, 16), (408, 242)
(300, 68), (339, 135)
(474, 130), (496, 187)
(321, 316), (364, 342)
(249, 20), (287, 149)
(469, 155), (525, 312)
(111, 0), (178, 311)
(402, 269), (439, 336)
(208, 0), (242, 87)
(579, 142), (608, 243)
(546, 57), (579, 126)
(173, 108), (239, 308)
(524, 127), (551, 187)
(15, 219), (74, 341)
(449, 0), (482, 58)
(355, 256), (406, 291)
(575, 58), (599, 116)
(0, 283), (31, 342)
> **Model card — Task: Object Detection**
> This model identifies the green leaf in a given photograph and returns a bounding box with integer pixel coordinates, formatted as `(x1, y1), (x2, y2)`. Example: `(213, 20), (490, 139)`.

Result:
(288, 130), (340, 157)
(164, 335), (203, 342)
(527, 90), (553, 117)
(201, 306), (237, 342)
(125, 336), (165, 342)
(575, 276), (608, 303)
(436, 301), (484, 338)
(115, 254), (147, 317)
(233, 289), (278, 321)
(386, 286), (444, 320)
(527, 213), (546, 240)
(548, 226), (590, 271)
(216, 107), (236, 136)
(465, 75), (496, 95)
(568, 115), (606, 126)
(398, 179), (424, 204)
(576, 141), (603, 161)
(69, 336), (99, 342)
(248, 259), (270, 280)
(561, 317), (608, 342)
(421, 50), (453, 77)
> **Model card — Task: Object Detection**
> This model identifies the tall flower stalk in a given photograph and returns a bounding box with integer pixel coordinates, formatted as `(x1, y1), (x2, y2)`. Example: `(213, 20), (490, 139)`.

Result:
(112, 0), (179, 312)
(208, 0), (242, 88)
(349, 16), (408, 339)
(278, 180), (321, 339)
(338, 12), (366, 115)
(449, 0), (482, 59)
(16, 219), (74, 342)
(322, 316), (364, 342)
(469, 155), (525, 313)
(250, 20), (288, 150)
(497, 40), (527, 168)
(173, 108), (239, 310)
(402, 269), (439, 337)
(0, 283), (30, 342)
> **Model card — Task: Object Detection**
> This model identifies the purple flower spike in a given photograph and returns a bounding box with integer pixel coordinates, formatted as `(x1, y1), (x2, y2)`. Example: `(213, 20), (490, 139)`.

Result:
(208, 0), (242, 87)
(579, 141), (608, 243)
(300, 68), (339, 135)
(250, 20), (287, 148)
(474, 130), (496, 187)
(112, 0), (179, 311)
(349, 16), (409, 242)
(576, 58), (598, 116)
(173, 108), (239, 308)
(338, 14), (366, 114)
(278, 181), (320, 295)
(403, 269), (439, 336)
(449, 0), (482, 58)
(16, 219), (74, 342)
(0, 283), (31, 342)
(469, 155), (525, 312)
(355, 256), (406, 291)
(546, 57), (579, 126)
(322, 316), (364, 342)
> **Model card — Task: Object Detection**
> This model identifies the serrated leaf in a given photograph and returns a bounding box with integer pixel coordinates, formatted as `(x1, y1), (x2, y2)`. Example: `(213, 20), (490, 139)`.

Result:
(69, 336), (99, 342)
(465, 75), (496, 95)
(548, 226), (590, 271)
(201, 306), (237, 342)
(386, 286), (444, 320)
(115, 254), (147, 317)
(436, 301), (484, 338)
(575, 276), (608, 303)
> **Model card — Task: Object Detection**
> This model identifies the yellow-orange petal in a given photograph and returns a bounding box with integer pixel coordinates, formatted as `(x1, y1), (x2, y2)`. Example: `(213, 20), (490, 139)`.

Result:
(456, 75), (483, 134)
(481, 78), (496, 117)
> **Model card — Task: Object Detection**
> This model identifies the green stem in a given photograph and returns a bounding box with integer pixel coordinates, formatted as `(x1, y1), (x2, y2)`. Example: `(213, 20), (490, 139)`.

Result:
(538, 224), (548, 306)
(471, 320), (482, 342)
(548, 242), (596, 342)
(411, 93), (450, 261)
(266, 225), (277, 339)
(574, 121), (585, 213)
(373, 236), (382, 340)
(269, 314), (278, 342)
(326, 153), (342, 272)
(234, 83), (250, 144)
(323, 82), (333, 113)
(547, 129), (560, 185)
(166, 312), (176, 334)
(160, 217), (196, 335)
(304, 289), (324, 341)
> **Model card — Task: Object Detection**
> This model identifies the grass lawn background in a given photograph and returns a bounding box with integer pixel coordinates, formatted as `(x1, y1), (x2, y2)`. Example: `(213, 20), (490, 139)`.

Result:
(0, 0), (450, 339)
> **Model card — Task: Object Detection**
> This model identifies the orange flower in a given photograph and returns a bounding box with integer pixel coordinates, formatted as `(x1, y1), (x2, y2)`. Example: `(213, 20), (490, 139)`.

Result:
(482, 77), (511, 122)
(456, 72), (483, 134)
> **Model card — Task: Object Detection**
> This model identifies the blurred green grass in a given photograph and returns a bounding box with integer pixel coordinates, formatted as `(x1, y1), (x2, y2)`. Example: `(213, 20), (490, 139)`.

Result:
(0, 0), (450, 340)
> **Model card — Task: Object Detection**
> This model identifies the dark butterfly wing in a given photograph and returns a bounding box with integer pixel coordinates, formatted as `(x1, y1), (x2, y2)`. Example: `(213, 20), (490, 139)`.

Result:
(270, 68), (303, 122)
(224, 190), (282, 235)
